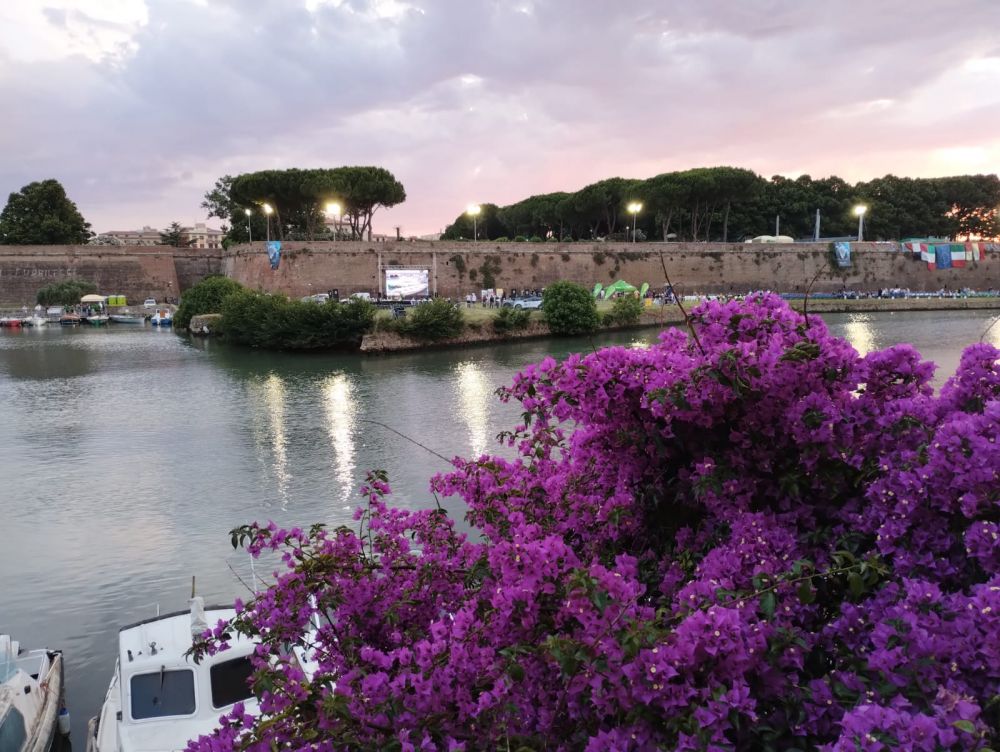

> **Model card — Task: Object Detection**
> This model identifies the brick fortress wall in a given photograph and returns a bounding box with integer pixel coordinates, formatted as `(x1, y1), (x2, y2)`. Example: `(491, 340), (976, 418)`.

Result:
(223, 240), (1000, 299)
(1, 241), (995, 305)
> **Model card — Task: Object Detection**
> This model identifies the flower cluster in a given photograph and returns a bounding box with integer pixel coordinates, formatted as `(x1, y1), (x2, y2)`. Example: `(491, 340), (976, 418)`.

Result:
(189, 295), (1000, 751)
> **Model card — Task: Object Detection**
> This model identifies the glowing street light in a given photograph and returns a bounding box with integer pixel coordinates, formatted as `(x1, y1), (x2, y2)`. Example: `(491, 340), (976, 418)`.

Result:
(854, 204), (867, 242)
(627, 201), (643, 244)
(262, 203), (274, 242)
(466, 204), (482, 242)
(326, 202), (342, 240)
(244, 208), (252, 244)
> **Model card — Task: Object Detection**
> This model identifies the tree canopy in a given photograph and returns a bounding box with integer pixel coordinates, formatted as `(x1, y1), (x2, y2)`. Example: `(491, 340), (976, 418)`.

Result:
(159, 221), (193, 247)
(0, 179), (91, 244)
(204, 167), (406, 243)
(441, 168), (1000, 242)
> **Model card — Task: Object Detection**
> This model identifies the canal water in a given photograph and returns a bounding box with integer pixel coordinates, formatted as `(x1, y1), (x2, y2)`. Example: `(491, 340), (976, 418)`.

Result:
(1, 309), (997, 746)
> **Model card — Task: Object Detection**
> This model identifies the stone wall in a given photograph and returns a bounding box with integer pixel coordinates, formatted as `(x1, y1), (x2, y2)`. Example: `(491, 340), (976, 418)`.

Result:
(223, 240), (1000, 299)
(1, 240), (996, 305)
(0, 245), (223, 305)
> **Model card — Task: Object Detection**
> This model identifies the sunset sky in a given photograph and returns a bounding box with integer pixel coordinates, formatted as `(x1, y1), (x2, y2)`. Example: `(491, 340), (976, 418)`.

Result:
(1, 0), (998, 236)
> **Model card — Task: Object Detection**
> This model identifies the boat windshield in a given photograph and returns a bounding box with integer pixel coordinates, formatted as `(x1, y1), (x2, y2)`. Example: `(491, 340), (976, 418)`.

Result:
(0, 707), (27, 751)
(210, 656), (254, 708)
(130, 669), (196, 719)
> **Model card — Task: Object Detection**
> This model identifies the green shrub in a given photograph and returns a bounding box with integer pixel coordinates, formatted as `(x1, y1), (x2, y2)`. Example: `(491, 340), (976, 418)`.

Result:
(542, 281), (599, 336)
(561, 237), (575, 243)
(604, 295), (644, 326)
(495, 237), (509, 242)
(546, 236), (558, 242)
(395, 298), (464, 341)
(175, 276), (245, 330)
(221, 291), (377, 350)
(36, 279), (97, 306)
(492, 306), (531, 335)
(529, 236), (544, 243)
(514, 235), (528, 242)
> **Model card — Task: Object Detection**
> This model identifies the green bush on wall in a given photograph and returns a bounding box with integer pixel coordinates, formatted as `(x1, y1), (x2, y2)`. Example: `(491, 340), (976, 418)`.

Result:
(393, 298), (465, 341)
(221, 291), (377, 350)
(492, 306), (531, 335)
(175, 275), (245, 330)
(603, 295), (644, 326)
(542, 280), (599, 336)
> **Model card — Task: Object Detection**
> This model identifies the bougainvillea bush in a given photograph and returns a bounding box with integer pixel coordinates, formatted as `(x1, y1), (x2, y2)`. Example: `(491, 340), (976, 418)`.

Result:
(190, 294), (999, 751)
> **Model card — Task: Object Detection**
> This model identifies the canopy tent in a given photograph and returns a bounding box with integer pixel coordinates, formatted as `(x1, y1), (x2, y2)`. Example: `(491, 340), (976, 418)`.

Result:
(80, 294), (107, 303)
(592, 283), (604, 298)
(604, 280), (637, 295)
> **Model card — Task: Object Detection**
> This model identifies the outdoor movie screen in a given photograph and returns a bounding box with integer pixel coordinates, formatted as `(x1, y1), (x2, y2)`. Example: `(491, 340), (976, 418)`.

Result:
(384, 268), (429, 297)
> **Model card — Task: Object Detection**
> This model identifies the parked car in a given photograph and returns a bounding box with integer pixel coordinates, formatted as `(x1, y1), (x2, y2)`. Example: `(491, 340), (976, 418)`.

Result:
(143, 298), (157, 308)
(301, 293), (330, 304)
(502, 295), (543, 310)
(351, 292), (372, 301)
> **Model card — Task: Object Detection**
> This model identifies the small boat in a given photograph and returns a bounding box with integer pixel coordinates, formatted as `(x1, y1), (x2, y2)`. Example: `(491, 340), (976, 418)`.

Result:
(86, 315), (110, 326)
(3, 318), (23, 328)
(1, 633), (70, 751)
(150, 311), (173, 327)
(59, 314), (82, 326)
(86, 598), (258, 752)
(108, 315), (144, 325)
(25, 316), (47, 328)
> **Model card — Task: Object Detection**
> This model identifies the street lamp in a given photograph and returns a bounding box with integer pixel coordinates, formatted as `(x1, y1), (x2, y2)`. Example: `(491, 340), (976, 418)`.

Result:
(263, 203), (274, 242)
(854, 204), (867, 242)
(244, 208), (252, 244)
(326, 202), (342, 240)
(627, 201), (643, 244)
(466, 204), (481, 242)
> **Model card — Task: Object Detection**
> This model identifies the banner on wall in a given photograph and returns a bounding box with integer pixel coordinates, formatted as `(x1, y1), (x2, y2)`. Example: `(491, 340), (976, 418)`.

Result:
(266, 241), (281, 270)
(833, 241), (852, 268)
(385, 268), (429, 297)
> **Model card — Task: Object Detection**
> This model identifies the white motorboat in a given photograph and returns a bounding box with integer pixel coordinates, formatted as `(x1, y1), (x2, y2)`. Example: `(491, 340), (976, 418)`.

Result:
(86, 598), (258, 752)
(0, 634), (69, 751)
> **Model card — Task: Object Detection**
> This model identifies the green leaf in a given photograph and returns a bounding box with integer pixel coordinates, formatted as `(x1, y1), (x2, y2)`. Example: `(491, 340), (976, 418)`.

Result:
(848, 572), (864, 598)
(797, 580), (815, 604)
(760, 591), (776, 619)
(952, 720), (976, 734)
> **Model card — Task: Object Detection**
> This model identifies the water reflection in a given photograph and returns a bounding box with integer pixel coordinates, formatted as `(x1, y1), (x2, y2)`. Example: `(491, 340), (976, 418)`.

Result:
(455, 361), (490, 457)
(247, 373), (291, 507)
(322, 373), (358, 504)
(842, 314), (876, 356)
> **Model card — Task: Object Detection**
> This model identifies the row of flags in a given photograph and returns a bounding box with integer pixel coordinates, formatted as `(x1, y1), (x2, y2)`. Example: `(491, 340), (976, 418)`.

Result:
(901, 241), (989, 270)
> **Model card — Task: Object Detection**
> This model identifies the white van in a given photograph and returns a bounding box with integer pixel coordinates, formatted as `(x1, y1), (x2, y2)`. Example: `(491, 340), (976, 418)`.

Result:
(350, 292), (372, 301)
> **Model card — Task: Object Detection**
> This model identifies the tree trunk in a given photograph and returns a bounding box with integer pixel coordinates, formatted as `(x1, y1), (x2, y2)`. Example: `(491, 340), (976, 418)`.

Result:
(691, 201), (699, 241)
(722, 201), (731, 242)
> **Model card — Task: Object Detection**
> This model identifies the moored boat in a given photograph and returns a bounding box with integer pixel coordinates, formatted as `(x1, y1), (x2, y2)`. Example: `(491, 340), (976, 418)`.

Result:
(108, 315), (144, 325)
(59, 314), (82, 326)
(1, 634), (70, 751)
(85, 315), (110, 326)
(85, 598), (258, 752)
(150, 311), (173, 327)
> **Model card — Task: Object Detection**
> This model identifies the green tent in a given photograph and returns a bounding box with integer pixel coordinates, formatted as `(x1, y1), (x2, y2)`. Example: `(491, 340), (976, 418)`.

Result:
(605, 280), (637, 295)
(592, 283), (604, 298)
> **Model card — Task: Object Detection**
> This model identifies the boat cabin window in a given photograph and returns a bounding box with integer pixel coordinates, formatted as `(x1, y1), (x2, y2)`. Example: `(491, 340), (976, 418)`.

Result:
(0, 708), (27, 751)
(210, 656), (255, 708)
(130, 669), (196, 719)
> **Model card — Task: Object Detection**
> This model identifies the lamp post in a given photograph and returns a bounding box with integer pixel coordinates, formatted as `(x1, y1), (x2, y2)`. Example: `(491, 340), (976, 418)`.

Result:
(326, 202), (342, 240)
(854, 204), (867, 242)
(627, 201), (643, 244)
(466, 204), (482, 242)
(244, 208), (252, 244)
(263, 203), (273, 242)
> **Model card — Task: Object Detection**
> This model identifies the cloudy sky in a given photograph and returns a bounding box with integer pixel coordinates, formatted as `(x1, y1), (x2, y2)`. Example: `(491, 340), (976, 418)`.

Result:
(1, 0), (999, 236)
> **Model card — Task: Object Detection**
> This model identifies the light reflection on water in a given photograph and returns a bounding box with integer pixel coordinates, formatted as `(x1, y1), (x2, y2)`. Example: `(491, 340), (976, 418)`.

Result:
(0, 310), (997, 746)
(455, 361), (490, 457)
(323, 372), (358, 504)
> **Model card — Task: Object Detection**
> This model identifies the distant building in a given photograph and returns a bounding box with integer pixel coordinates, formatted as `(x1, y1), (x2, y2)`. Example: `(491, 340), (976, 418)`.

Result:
(103, 226), (162, 245)
(182, 223), (224, 250)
